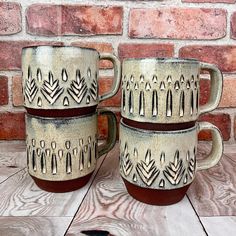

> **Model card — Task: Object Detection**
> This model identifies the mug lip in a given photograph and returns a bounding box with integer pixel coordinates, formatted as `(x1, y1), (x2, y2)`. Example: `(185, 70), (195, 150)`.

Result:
(123, 57), (199, 63)
(120, 118), (197, 134)
(22, 45), (98, 53)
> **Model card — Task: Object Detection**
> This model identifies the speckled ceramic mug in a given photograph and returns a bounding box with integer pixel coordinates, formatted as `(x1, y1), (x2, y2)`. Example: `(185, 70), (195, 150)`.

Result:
(26, 109), (117, 192)
(119, 119), (223, 205)
(22, 46), (121, 117)
(121, 58), (222, 127)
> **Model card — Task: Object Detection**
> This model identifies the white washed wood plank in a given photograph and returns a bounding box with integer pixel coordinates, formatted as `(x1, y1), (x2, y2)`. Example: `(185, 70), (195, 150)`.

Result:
(0, 216), (72, 236)
(67, 144), (206, 236)
(0, 154), (105, 217)
(201, 217), (236, 236)
(187, 151), (236, 216)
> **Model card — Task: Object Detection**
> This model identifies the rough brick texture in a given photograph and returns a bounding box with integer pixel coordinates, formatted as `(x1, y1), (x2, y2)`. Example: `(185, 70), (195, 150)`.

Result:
(26, 4), (123, 36)
(118, 43), (174, 60)
(99, 77), (121, 107)
(0, 2), (21, 35)
(71, 42), (113, 68)
(129, 8), (226, 40)
(0, 76), (8, 105)
(12, 75), (23, 107)
(0, 112), (25, 140)
(199, 113), (231, 141)
(179, 46), (236, 73)
(231, 12), (236, 39)
(0, 41), (63, 71)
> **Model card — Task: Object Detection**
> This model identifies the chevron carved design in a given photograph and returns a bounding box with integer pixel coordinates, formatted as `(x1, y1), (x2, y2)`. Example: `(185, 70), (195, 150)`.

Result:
(121, 143), (133, 177)
(163, 150), (185, 185)
(136, 149), (160, 186)
(68, 69), (88, 104)
(24, 66), (38, 103)
(41, 72), (64, 104)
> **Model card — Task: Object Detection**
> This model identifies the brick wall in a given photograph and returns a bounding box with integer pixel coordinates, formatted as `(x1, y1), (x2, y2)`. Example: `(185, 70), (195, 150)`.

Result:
(0, 0), (235, 143)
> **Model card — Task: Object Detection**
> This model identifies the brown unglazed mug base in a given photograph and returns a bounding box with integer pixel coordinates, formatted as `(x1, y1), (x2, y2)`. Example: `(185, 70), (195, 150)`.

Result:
(31, 172), (93, 193)
(26, 105), (97, 118)
(122, 118), (196, 131)
(123, 178), (191, 206)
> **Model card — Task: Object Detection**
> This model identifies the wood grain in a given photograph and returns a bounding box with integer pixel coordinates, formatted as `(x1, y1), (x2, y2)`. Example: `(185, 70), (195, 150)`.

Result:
(0, 155), (106, 217)
(187, 151), (236, 216)
(67, 144), (206, 236)
(0, 145), (27, 183)
(200, 216), (236, 236)
(0, 216), (72, 236)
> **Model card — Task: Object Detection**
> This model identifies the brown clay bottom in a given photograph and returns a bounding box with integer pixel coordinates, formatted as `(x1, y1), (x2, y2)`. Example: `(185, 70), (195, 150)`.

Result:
(123, 178), (191, 205)
(31, 172), (93, 193)
(26, 106), (97, 118)
(122, 118), (195, 131)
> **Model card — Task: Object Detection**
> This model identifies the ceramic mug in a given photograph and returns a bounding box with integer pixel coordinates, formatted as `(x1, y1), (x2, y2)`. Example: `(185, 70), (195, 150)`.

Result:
(119, 119), (223, 205)
(22, 46), (121, 117)
(26, 109), (117, 192)
(121, 58), (223, 127)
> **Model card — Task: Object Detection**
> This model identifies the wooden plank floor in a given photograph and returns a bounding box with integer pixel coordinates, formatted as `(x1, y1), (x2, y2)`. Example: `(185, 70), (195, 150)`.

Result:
(0, 142), (235, 236)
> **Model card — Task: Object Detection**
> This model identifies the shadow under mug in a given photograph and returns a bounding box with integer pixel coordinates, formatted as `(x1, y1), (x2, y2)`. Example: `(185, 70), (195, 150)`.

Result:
(26, 109), (117, 192)
(22, 46), (121, 117)
(119, 119), (223, 205)
(121, 58), (223, 128)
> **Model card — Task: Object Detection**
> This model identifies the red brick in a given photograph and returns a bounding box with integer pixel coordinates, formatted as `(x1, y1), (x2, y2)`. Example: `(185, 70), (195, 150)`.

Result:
(183, 0), (235, 2)
(199, 76), (236, 108)
(129, 8), (226, 40)
(231, 12), (236, 39)
(12, 75), (23, 107)
(26, 4), (123, 36)
(179, 45), (236, 73)
(0, 112), (25, 140)
(98, 112), (120, 140)
(0, 76), (8, 105)
(0, 2), (21, 35)
(71, 42), (113, 69)
(118, 43), (174, 60)
(0, 41), (63, 71)
(199, 113), (231, 141)
(98, 77), (121, 107)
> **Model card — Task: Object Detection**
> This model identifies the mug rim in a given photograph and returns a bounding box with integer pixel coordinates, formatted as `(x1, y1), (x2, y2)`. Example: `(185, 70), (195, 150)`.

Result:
(22, 45), (98, 53)
(122, 57), (199, 63)
(120, 118), (197, 134)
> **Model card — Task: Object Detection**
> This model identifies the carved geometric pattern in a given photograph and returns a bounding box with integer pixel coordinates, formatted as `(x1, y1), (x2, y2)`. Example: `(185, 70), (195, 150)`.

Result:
(136, 149), (160, 186)
(122, 73), (199, 120)
(41, 71), (64, 105)
(121, 143), (133, 177)
(163, 150), (185, 186)
(27, 137), (97, 176)
(24, 66), (38, 103)
(68, 69), (88, 104)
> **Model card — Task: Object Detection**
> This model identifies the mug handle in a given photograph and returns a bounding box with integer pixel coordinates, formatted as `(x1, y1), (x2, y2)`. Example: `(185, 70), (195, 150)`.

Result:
(199, 62), (223, 115)
(98, 108), (117, 158)
(197, 122), (223, 171)
(98, 53), (121, 102)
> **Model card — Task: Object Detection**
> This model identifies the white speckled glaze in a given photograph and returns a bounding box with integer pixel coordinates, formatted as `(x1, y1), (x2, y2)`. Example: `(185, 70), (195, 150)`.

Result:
(119, 119), (223, 190)
(121, 58), (223, 124)
(22, 46), (121, 110)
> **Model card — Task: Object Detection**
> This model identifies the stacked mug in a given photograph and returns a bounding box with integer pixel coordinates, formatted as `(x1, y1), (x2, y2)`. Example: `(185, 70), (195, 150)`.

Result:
(119, 58), (224, 205)
(22, 46), (121, 192)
